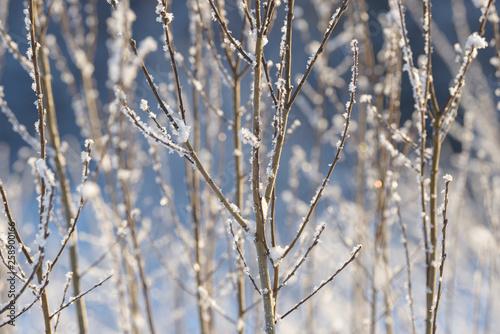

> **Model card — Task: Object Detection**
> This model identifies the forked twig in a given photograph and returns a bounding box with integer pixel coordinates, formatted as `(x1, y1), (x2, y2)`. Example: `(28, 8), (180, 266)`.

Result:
(282, 40), (359, 260)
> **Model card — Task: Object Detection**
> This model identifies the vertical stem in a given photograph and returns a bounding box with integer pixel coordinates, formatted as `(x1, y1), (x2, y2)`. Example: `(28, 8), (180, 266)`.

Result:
(252, 1), (275, 332)
(29, 1), (51, 332)
(38, 22), (89, 334)
(426, 118), (441, 334)
(263, 0), (294, 206)
(233, 76), (246, 334)
(233, 78), (243, 213)
(256, 241), (275, 334)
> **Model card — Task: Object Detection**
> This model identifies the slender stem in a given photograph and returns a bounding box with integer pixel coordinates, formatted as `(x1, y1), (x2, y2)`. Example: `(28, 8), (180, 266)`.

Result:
(426, 117), (441, 334)
(263, 0), (295, 206)
(28, 1), (52, 332)
(233, 75), (246, 334)
(252, 2), (275, 332)
(432, 179), (451, 334)
(38, 17), (88, 334)
(0, 181), (34, 265)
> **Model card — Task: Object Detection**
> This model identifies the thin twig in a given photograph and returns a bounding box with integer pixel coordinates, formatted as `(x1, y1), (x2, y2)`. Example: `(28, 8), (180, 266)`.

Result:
(0, 181), (34, 264)
(53, 272), (73, 333)
(49, 275), (113, 319)
(0, 279), (50, 328)
(228, 221), (261, 295)
(278, 223), (326, 290)
(432, 176), (452, 334)
(279, 245), (362, 321)
(206, 0), (254, 64)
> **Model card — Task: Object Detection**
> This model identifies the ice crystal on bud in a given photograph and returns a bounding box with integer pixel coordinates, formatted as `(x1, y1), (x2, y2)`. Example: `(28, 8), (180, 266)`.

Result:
(314, 222), (326, 239)
(443, 174), (453, 182)
(465, 33), (487, 52)
(140, 99), (149, 111)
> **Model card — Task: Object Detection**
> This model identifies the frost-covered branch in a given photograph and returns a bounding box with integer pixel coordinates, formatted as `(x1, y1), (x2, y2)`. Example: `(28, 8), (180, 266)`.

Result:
(228, 220), (261, 295)
(0, 279), (50, 328)
(49, 275), (112, 319)
(278, 222), (326, 291)
(156, 3), (188, 123)
(117, 91), (193, 159)
(53, 272), (73, 333)
(431, 175), (452, 334)
(279, 245), (362, 322)
(0, 180), (35, 265)
(206, 0), (255, 64)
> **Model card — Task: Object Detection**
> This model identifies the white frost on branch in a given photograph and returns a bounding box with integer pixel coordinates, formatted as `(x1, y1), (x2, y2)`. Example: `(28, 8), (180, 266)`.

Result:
(34, 159), (56, 248)
(269, 245), (288, 267)
(140, 99), (149, 111)
(448, 33), (487, 97)
(465, 33), (488, 57)
(156, 1), (174, 26)
(239, 127), (259, 147)
(314, 222), (326, 239)
(261, 197), (269, 220)
(348, 40), (359, 93)
(172, 118), (191, 143)
(36, 159), (56, 187)
(116, 89), (190, 157)
(326, 8), (341, 36)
